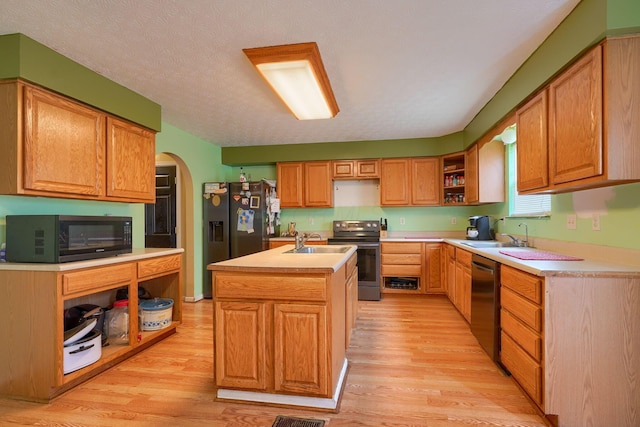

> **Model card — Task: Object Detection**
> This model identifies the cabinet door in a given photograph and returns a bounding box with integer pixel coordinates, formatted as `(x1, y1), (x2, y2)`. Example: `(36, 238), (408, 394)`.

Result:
(465, 144), (479, 204)
(277, 162), (304, 207)
(516, 90), (549, 192)
(215, 301), (267, 390)
(380, 158), (410, 205)
(411, 158), (440, 206)
(23, 85), (105, 197)
(106, 117), (155, 202)
(446, 248), (456, 302)
(356, 159), (380, 178)
(274, 303), (327, 396)
(455, 261), (471, 322)
(333, 160), (355, 179)
(549, 46), (603, 185)
(304, 161), (333, 207)
(424, 243), (444, 293)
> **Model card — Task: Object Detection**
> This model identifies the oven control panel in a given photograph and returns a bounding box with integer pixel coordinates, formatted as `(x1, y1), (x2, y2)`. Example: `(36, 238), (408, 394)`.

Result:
(332, 220), (380, 237)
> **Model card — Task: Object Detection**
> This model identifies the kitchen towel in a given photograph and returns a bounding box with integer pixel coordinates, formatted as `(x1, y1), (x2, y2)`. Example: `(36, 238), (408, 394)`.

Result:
(499, 249), (583, 261)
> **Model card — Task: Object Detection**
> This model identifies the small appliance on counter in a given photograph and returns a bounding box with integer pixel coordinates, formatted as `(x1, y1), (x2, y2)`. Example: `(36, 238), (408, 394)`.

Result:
(466, 215), (494, 240)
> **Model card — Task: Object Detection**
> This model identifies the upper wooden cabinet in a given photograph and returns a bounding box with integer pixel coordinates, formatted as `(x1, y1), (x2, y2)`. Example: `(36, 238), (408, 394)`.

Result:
(411, 158), (440, 206)
(517, 35), (640, 194)
(333, 159), (380, 179)
(381, 158), (439, 206)
(441, 152), (466, 205)
(106, 117), (155, 201)
(276, 161), (332, 208)
(0, 80), (156, 203)
(380, 158), (411, 206)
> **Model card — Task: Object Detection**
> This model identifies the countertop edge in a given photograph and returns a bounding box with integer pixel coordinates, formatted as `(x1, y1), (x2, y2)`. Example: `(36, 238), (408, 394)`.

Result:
(208, 244), (356, 273)
(444, 239), (640, 277)
(0, 248), (184, 272)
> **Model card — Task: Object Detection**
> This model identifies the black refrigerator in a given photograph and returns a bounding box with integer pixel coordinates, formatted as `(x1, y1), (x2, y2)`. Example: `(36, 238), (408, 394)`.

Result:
(202, 181), (279, 298)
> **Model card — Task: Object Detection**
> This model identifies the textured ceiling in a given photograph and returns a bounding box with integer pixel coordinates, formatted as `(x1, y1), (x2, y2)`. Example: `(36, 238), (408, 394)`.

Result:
(0, 0), (580, 147)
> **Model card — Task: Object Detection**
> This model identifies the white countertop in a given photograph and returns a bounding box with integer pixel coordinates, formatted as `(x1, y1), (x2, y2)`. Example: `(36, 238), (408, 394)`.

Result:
(445, 239), (640, 278)
(0, 248), (184, 272)
(208, 244), (356, 273)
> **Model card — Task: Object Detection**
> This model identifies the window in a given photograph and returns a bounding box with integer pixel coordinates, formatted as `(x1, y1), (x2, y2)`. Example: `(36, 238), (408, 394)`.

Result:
(496, 123), (550, 217)
(507, 142), (551, 217)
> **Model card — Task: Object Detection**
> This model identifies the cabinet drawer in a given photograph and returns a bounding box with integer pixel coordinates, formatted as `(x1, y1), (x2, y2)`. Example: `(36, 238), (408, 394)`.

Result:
(501, 265), (542, 304)
(138, 254), (181, 279)
(456, 249), (472, 267)
(381, 264), (422, 277)
(381, 253), (422, 265)
(501, 287), (542, 332)
(215, 272), (327, 302)
(501, 309), (542, 362)
(62, 263), (134, 296)
(381, 242), (422, 254)
(501, 332), (543, 406)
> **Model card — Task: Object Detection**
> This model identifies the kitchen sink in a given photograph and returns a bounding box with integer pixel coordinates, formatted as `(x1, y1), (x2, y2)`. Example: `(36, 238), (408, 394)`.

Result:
(284, 246), (351, 254)
(461, 241), (519, 249)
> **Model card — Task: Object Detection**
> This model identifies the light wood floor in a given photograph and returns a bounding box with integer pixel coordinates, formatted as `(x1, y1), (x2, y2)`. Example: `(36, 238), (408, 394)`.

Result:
(0, 294), (547, 426)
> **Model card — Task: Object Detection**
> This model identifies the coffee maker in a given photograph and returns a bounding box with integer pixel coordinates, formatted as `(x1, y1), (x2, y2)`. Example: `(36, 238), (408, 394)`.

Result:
(467, 216), (493, 240)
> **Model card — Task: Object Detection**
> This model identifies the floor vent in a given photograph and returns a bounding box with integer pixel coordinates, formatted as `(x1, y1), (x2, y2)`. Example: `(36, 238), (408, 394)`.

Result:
(272, 415), (325, 427)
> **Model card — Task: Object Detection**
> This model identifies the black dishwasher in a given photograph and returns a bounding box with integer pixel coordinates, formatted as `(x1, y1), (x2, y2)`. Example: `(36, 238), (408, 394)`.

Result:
(470, 254), (501, 363)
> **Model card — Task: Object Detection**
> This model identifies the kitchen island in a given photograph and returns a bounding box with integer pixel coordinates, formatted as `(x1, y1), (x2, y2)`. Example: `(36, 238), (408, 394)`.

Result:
(207, 244), (357, 411)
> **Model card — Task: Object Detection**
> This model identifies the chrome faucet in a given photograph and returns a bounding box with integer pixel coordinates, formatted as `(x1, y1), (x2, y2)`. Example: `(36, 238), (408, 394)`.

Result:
(518, 222), (529, 247)
(295, 232), (321, 250)
(501, 233), (522, 247)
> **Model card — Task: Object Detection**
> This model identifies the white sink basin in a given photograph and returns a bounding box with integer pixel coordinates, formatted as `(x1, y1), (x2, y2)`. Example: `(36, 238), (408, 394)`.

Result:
(284, 246), (351, 254)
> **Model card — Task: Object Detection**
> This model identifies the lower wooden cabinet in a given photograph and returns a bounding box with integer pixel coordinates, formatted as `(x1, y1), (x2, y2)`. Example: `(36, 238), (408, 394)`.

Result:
(274, 303), (327, 395)
(0, 251), (183, 402)
(345, 253), (358, 348)
(381, 242), (423, 293)
(212, 264), (349, 400)
(453, 248), (472, 322)
(500, 264), (544, 409)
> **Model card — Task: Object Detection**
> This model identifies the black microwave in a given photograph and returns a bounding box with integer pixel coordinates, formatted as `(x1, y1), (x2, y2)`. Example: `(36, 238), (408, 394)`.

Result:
(6, 215), (133, 263)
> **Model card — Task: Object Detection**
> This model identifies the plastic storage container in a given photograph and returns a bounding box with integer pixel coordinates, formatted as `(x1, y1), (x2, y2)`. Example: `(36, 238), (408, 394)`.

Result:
(139, 298), (174, 331)
(107, 300), (129, 344)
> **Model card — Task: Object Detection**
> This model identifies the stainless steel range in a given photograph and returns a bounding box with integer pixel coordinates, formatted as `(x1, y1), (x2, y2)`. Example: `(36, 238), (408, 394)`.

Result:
(328, 220), (381, 301)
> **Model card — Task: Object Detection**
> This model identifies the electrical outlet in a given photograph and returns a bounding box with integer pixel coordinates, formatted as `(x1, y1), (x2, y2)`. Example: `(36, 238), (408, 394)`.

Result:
(567, 214), (577, 230)
(400, 217), (406, 225)
(308, 217), (314, 226)
(591, 213), (600, 231)
(450, 217), (457, 225)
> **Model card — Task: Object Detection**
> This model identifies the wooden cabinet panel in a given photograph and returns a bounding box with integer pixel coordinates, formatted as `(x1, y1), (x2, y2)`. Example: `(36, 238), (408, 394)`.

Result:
(501, 265), (543, 304)
(516, 90), (549, 192)
(501, 332), (543, 406)
(215, 272), (327, 301)
(381, 253), (422, 265)
(106, 117), (155, 202)
(304, 161), (332, 207)
(274, 303), (327, 395)
(501, 309), (542, 362)
(501, 287), (542, 332)
(411, 158), (439, 205)
(276, 162), (304, 207)
(455, 260), (471, 322)
(137, 254), (182, 279)
(333, 160), (354, 178)
(62, 263), (134, 296)
(465, 144), (479, 204)
(380, 158), (411, 205)
(23, 85), (105, 197)
(424, 243), (444, 293)
(446, 245), (456, 301)
(333, 159), (379, 179)
(549, 46), (602, 185)
(381, 242), (422, 254)
(381, 264), (423, 277)
(215, 301), (267, 390)
(356, 159), (380, 177)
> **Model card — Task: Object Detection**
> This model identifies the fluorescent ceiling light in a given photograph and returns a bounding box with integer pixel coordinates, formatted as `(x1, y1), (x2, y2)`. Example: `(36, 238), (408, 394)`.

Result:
(243, 42), (339, 120)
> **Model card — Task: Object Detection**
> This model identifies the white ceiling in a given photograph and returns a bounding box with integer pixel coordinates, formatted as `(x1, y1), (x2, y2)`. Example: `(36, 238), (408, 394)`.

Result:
(0, 0), (580, 147)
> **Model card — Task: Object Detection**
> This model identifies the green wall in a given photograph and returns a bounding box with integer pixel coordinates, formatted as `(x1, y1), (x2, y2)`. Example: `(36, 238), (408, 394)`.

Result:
(0, 33), (161, 131)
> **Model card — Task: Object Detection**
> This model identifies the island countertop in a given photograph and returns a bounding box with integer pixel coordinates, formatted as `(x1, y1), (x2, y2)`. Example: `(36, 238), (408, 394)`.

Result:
(207, 244), (357, 274)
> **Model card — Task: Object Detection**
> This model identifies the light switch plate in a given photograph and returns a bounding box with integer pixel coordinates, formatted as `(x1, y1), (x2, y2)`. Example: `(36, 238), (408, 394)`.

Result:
(567, 214), (577, 230)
